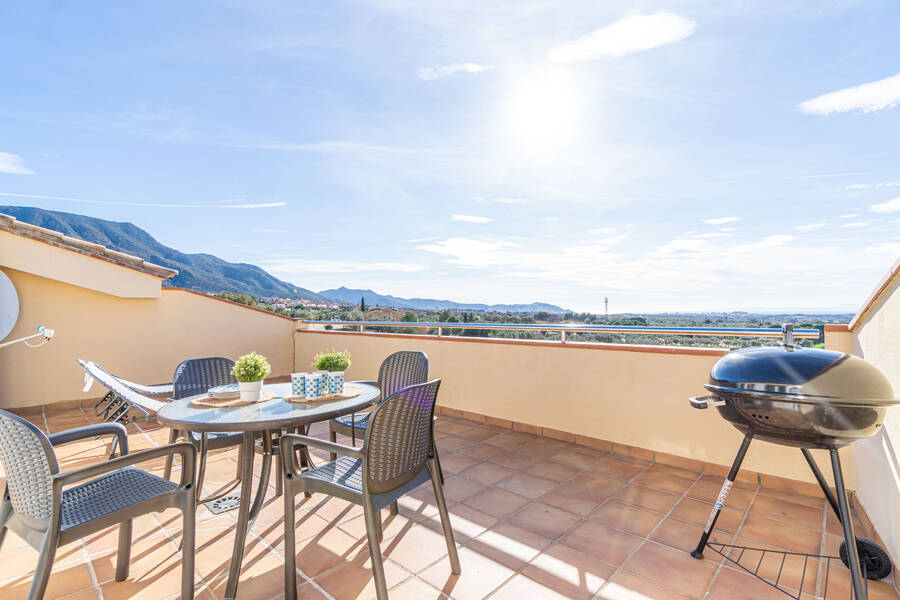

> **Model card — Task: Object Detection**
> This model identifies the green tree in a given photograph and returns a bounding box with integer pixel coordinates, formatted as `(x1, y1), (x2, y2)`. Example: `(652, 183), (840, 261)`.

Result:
(401, 311), (418, 322)
(360, 297), (367, 312)
(217, 291), (258, 307)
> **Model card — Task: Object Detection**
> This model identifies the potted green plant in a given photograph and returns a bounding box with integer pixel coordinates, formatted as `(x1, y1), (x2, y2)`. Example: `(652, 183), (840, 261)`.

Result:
(312, 349), (351, 372)
(312, 349), (351, 396)
(232, 351), (271, 403)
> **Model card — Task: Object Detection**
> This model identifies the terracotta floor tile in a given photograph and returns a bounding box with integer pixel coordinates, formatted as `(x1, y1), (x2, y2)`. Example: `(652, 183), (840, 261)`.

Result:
(458, 443), (515, 463)
(462, 487), (530, 520)
(314, 551), (411, 600)
(386, 576), (446, 599)
(651, 516), (707, 553)
(562, 520), (642, 567)
(436, 436), (475, 453)
(438, 453), (483, 475)
(634, 469), (697, 494)
(382, 523), (451, 574)
(454, 426), (499, 443)
(548, 448), (602, 470)
(671, 496), (744, 534)
(614, 483), (681, 513)
(338, 512), (418, 543)
(647, 461), (701, 480)
(623, 540), (718, 598)
(205, 552), (287, 600)
(739, 513), (824, 554)
(292, 526), (367, 578)
(539, 482), (611, 516)
(465, 522), (551, 570)
(488, 449), (546, 471)
(482, 431), (535, 450)
(599, 570), (692, 600)
(490, 574), (570, 600)
(495, 472), (557, 498)
(440, 504), (500, 543)
(756, 485), (824, 509)
(591, 500), (663, 537)
(419, 546), (514, 600)
(750, 493), (824, 531)
(567, 470), (627, 494)
(528, 459), (579, 482)
(441, 475), (489, 503)
(508, 502), (580, 540)
(91, 535), (181, 584)
(1, 561), (94, 600)
(458, 462), (516, 486)
(590, 457), (646, 481)
(521, 543), (614, 600)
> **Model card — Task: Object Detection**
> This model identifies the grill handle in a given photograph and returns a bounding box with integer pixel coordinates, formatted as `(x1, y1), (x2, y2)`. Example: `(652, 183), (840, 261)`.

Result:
(690, 395), (726, 410)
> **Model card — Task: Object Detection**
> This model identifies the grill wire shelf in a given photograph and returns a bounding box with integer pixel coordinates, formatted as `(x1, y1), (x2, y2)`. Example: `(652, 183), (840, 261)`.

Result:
(707, 541), (868, 600)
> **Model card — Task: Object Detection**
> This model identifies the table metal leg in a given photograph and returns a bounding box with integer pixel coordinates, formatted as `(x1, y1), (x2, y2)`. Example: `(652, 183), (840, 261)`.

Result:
(224, 430), (273, 600)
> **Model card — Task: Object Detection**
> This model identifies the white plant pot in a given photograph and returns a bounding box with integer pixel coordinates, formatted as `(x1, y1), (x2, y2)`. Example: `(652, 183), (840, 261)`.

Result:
(239, 380), (264, 403)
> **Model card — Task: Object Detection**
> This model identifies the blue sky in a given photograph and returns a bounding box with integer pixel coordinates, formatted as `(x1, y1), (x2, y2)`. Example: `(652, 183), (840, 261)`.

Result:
(1, 1), (899, 312)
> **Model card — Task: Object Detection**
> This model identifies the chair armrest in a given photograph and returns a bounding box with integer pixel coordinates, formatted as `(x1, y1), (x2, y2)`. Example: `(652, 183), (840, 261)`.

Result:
(49, 423), (129, 456)
(280, 433), (363, 477)
(54, 442), (196, 491)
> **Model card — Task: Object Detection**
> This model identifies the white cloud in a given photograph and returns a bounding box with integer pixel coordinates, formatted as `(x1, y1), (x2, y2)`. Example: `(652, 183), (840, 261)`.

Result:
(738, 234), (796, 249)
(0, 153), (35, 175)
(845, 181), (900, 190)
(798, 72), (900, 115)
(418, 238), (520, 268)
(588, 227), (617, 235)
(544, 217), (559, 222)
(840, 221), (870, 228)
(451, 214), (492, 224)
(705, 216), (741, 225)
(795, 223), (825, 231)
(790, 172), (871, 179)
(548, 12), (696, 62)
(839, 213), (859, 218)
(251, 228), (288, 233)
(416, 62), (492, 81)
(870, 196), (900, 213)
(864, 242), (900, 255)
(0, 191), (285, 209)
(475, 196), (531, 204)
(720, 227), (736, 232)
(694, 232), (732, 239)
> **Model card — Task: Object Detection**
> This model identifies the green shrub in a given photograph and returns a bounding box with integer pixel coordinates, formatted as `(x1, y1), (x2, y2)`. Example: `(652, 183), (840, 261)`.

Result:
(232, 352), (271, 382)
(312, 349), (351, 372)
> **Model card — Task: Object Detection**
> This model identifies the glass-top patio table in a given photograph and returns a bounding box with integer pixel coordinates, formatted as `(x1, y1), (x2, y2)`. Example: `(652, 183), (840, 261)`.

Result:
(157, 381), (380, 599)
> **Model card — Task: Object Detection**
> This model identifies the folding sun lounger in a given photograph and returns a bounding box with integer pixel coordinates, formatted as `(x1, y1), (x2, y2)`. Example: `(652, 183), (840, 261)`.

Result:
(78, 359), (171, 426)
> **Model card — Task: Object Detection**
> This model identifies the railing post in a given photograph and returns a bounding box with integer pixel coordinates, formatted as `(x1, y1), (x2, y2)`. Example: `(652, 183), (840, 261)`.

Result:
(437, 326), (442, 337)
(359, 324), (364, 332)
(561, 330), (567, 343)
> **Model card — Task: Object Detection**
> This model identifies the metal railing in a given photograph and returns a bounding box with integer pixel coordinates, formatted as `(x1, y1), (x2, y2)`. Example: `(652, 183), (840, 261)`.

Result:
(301, 320), (820, 344)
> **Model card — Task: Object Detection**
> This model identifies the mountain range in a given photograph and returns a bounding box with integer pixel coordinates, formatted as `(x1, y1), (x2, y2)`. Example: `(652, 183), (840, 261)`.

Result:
(319, 286), (566, 313)
(1, 206), (565, 312)
(1, 205), (325, 301)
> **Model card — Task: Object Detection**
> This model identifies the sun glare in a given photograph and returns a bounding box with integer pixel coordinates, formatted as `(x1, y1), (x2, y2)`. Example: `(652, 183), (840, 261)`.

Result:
(505, 69), (581, 154)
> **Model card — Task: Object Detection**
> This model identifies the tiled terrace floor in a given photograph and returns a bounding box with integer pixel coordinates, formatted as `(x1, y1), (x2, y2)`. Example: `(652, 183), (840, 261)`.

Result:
(2, 405), (898, 600)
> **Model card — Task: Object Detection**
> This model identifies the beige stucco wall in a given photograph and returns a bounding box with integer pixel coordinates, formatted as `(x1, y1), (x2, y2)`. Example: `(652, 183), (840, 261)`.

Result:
(0, 230), (164, 298)
(851, 281), (900, 562)
(0, 267), (295, 409)
(295, 329), (845, 485)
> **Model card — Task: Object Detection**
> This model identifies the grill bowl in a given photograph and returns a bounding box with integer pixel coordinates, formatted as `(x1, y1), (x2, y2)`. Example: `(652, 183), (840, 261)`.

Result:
(705, 346), (897, 449)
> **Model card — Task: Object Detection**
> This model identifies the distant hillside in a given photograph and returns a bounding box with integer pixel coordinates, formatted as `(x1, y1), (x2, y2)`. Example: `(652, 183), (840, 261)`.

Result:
(319, 286), (566, 313)
(1, 206), (325, 301)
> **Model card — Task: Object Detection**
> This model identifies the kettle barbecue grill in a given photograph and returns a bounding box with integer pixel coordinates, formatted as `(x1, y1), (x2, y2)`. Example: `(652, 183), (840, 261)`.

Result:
(689, 324), (898, 600)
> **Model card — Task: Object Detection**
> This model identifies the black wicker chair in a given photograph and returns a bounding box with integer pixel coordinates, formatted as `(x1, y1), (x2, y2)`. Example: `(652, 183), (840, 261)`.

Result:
(280, 380), (460, 600)
(328, 350), (429, 457)
(162, 357), (246, 502)
(0, 410), (196, 600)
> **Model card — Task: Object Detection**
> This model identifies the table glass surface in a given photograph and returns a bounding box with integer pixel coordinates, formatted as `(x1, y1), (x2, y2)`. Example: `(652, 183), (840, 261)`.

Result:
(156, 381), (379, 432)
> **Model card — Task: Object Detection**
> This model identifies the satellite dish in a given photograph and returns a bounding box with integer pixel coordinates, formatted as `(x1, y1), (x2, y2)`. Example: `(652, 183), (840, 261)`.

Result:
(0, 270), (19, 341)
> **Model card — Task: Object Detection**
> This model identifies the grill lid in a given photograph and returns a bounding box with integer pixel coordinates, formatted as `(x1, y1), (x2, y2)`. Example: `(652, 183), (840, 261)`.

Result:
(706, 346), (898, 406)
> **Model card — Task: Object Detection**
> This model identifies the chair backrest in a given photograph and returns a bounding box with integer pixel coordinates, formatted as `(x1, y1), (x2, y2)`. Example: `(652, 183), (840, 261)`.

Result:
(173, 357), (236, 400)
(377, 351), (428, 401)
(78, 360), (166, 412)
(364, 379), (440, 495)
(0, 410), (60, 530)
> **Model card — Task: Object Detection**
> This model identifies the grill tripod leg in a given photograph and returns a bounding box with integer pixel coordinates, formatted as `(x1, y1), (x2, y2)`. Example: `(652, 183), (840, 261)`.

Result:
(692, 433), (753, 559)
(831, 448), (867, 600)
